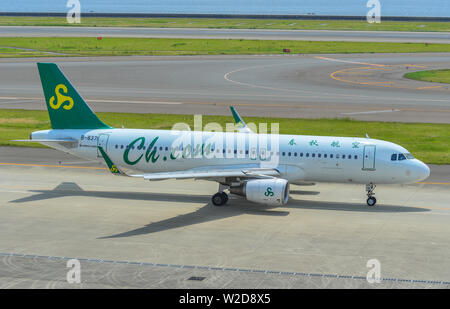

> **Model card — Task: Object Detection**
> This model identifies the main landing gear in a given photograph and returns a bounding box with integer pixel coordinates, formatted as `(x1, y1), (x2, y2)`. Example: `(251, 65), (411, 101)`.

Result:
(212, 192), (229, 206)
(212, 184), (229, 206)
(366, 183), (377, 206)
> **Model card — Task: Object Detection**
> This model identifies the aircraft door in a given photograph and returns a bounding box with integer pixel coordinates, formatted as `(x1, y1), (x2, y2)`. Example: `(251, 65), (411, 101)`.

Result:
(97, 133), (110, 157)
(362, 145), (376, 171)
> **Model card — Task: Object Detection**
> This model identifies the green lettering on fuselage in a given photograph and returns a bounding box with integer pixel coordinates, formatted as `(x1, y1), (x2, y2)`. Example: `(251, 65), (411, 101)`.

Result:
(123, 137), (145, 165)
(145, 137), (160, 163)
(122, 136), (214, 165)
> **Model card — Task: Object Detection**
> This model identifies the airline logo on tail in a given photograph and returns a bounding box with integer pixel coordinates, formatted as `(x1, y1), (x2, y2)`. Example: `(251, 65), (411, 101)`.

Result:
(49, 84), (74, 110)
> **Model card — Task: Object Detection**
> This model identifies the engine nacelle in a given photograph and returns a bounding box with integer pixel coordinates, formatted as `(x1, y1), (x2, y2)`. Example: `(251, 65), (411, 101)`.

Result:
(230, 179), (289, 206)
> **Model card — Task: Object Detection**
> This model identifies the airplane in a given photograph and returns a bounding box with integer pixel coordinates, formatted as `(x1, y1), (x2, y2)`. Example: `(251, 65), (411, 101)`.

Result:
(16, 63), (430, 207)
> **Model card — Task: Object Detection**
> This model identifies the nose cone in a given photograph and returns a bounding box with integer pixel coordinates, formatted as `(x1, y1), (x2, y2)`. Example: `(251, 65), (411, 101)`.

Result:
(413, 160), (430, 182)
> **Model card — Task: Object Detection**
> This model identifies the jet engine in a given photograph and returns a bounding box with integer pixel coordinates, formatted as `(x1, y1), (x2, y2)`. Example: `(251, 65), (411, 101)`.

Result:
(230, 179), (289, 206)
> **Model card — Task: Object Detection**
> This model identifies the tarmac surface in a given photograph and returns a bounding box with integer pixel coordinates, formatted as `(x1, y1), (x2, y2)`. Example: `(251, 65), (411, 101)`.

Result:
(1, 26), (450, 44)
(0, 147), (449, 288)
(1, 53), (450, 123)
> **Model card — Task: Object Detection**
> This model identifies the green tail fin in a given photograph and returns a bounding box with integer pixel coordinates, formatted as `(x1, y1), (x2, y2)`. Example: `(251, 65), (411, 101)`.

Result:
(37, 63), (112, 130)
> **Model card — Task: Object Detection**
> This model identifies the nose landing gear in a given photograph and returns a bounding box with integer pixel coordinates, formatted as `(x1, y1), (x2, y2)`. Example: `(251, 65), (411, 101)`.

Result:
(366, 183), (376, 206)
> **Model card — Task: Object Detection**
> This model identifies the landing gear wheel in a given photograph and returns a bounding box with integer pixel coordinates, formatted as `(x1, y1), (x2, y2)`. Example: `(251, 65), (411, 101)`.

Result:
(212, 192), (228, 206)
(365, 183), (377, 207)
(367, 196), (377, 207)
(221, 192), (229, 204)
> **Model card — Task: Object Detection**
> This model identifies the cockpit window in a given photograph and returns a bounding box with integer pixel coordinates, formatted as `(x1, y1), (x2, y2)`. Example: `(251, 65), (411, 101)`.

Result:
(392, 153), (414, 161)
(405, 153), (415, 159)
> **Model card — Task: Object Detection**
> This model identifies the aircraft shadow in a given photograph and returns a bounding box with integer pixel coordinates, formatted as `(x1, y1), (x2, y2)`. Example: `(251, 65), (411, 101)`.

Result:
(9, 182), (209, 204)
(10, 182), (430, 238)
(103, 198), (429, 238)
(100, 202), (288, 239)
(287, 198), (429, 213)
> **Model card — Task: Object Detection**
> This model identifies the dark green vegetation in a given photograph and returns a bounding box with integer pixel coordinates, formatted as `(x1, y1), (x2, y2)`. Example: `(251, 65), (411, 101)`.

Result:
(1, 109), (449, 164)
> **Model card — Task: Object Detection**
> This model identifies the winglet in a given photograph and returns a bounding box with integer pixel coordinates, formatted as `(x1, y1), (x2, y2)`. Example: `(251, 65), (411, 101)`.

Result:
(98, 146), (126, 176)
(230, 106), (254, 133)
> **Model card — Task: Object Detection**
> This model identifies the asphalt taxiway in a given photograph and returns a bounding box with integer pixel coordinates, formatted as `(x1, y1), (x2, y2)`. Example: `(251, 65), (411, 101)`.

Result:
(0, 53), (450, 123)
(0, 147), (449, 288)
(2, 26), (450, 44)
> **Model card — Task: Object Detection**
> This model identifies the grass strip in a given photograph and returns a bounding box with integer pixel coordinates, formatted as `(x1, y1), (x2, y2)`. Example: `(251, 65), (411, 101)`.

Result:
(405, 69), (450, 84)
(0, 16), (449, 32)
(1, 37), (450, 58)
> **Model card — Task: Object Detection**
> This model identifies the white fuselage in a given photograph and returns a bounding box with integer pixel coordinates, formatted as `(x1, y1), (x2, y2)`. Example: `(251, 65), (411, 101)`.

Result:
(32, 128), (430, 185)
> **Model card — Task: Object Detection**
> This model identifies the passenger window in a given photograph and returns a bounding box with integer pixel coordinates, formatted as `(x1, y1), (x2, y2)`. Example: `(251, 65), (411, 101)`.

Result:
(306, 153), (309, 157)
(282, 152), (285, 156)
(288, 152), (291, 156)
(348, 155), (351, 159)
(354, 155), (358, 159)
(324, 154), (327, 158)
(294, 152), (297, 157)
(300, 153), (303, 157)
(318, 153), (321, 158)
(336, 154), (340, 159)
(312, 153), (315, 158)
(330, 154), (333, 158)
(342, 155), (345, 159)
(398, 153), (406, 161)
(391, 154), (397, 161)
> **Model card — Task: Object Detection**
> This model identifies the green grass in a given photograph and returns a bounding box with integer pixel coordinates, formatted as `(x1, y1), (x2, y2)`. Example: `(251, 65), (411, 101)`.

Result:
(405, 69), (450, 84)
(1, 37), (450, 58)
(0, 16), (449, 32)
(1, 109), (449, 164)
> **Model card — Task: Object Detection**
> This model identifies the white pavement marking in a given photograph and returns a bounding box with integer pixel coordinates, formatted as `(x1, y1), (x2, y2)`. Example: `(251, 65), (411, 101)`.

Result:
(341, 109), (401, 115)
(314, 56), (386, 67)
(0, 96), (183, 105)
(86, 99), (182, 105)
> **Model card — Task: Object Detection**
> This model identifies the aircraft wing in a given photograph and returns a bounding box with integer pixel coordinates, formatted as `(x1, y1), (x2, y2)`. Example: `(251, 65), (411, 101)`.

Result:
(131, 166), (280, 181)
